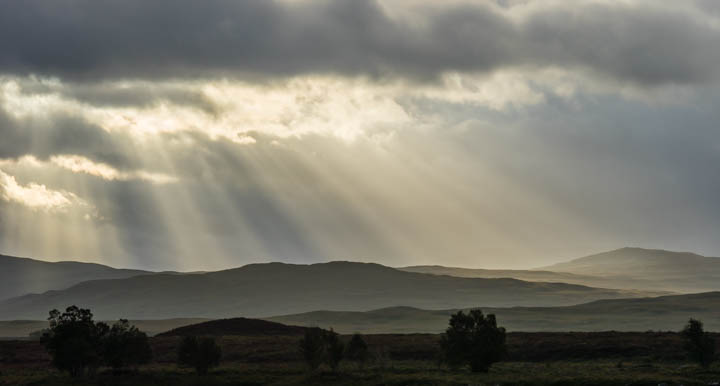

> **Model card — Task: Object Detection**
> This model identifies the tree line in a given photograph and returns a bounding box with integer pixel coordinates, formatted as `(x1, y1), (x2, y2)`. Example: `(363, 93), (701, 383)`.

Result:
(296, 309), (717, 373)
(39, 306), (223, 377)
(38, 305), (718, 377)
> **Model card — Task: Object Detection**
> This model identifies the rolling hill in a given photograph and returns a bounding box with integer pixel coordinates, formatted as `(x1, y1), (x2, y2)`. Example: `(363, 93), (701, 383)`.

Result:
(403, 248), (720, 293)
(267, 292), (720, 334)
(0, 261), (657, 320)
(397, 265), (652, 291)
(538, 247), (720, 292)
(0, 254), (153, 300)
(157, 317), (308, 337)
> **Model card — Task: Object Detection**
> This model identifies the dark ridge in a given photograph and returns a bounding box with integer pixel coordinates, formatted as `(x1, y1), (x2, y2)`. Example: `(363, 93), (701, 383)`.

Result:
(157, 317), (310, 337)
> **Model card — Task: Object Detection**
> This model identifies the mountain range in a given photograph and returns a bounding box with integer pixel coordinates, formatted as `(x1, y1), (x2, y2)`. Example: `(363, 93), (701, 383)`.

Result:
(0, 254), (152, 300)
(1, 247), (718, 329)
(402, 247), (720, 292)
(0, 261), (651, 320)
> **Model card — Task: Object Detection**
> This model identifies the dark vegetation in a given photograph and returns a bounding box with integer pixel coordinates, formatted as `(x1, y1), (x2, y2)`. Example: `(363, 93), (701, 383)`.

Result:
(682, 318), (716, 368)
(176, 336), (222, 375)
(297, 328), (347, 373)
(345, 333), (369, 367)
(439, 309), (506, 372)
(4, 329), (720, 384)
(2, 306), (720, 385)
(102, 320), (153, 373)
(298, 328), (325, 371)
(40, 306), (152, 377)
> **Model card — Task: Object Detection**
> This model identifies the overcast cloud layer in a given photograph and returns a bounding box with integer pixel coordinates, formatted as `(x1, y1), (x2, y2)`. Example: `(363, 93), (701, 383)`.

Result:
(1, 0), (720, 84)
(0, 0), (719, 270)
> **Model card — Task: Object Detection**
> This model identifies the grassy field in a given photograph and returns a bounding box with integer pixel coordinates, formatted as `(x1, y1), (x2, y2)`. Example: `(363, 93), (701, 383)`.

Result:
(2, 332), (720, 385)
(4, 360), (720, 386)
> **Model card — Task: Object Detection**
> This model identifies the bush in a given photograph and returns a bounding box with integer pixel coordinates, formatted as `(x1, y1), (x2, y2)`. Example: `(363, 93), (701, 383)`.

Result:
(299, 328), (326, 371)
(324, 329), (344, 372)
(41, 306), (108, 377)
(177, 336), (222, 375)
(345, 333), (369, 368)
(102, 319), (152, 372)
(41, 307), (153, 376)
(439, 309), (506, 372)
(682, 318), (716, 368)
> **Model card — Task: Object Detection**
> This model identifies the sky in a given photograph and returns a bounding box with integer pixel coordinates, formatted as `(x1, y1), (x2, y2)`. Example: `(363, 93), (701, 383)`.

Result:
(1, 0), (719, 271)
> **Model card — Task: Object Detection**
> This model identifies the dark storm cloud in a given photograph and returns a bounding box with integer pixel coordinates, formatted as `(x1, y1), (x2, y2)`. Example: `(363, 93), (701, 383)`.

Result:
(0, 0), (718, 85)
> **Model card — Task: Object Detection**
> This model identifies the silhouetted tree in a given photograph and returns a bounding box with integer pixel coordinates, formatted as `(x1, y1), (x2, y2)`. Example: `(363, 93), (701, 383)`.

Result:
(345, 333), (369, 368)
(41, 306), (108, 377)
(324, 329), (344, 372)
(102, 319), (152, 373)
(439, 309), (506, 372)
(177, 336), (222, 375)
(298, 328), (325, 372)
(682, 318), (716, 368)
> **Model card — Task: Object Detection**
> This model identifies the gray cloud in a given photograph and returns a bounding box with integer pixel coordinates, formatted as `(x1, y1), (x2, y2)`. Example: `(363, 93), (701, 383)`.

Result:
(1, 0), (720, 271)
(0, 0), (718, 85)
(3, 87), (720, 270)
(13, 79), (221, 114)
(0, 107), (136, 168)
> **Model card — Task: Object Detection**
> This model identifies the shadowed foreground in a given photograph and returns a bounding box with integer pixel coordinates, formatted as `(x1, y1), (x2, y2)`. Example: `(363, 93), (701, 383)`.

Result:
(3, 332), (720, 385)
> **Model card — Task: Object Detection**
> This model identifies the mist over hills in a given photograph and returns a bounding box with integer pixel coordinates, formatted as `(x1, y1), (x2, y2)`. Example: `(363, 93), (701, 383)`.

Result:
(0, 261), (652, 320)
(541, 247), (720, 276)
(0, 254), (153, 300)
(398, 266), (638, 291)
(404, 248), (720, 293)
(539, 247), (720, 292)
(268, 292), (720, 334)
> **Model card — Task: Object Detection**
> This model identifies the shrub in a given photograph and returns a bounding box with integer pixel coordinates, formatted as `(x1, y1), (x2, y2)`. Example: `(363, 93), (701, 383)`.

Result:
(439, 309), (506, 372)
(41, 306), (108, 377)
(324, 329), (344, 372)
(372, 346), (392, 370)
(682, 318), (716, 368)
(102, 319), (152, 373)
(177, 336), (222, 375)
(345, 333), (369, 368)
(298, 328), (326, 372)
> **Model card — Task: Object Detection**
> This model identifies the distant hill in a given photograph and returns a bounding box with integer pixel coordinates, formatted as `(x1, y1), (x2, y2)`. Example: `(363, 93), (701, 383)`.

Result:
(539, 247), (720, 292)
(397, 265), (650, 291)
(0, 254), (153, 300)
(0, 261), (657, 320)
(157, 317), (308, 337)
(268, 292), (720, 334)
(405, 248), (720, 293)
(399, 266), (595, 282)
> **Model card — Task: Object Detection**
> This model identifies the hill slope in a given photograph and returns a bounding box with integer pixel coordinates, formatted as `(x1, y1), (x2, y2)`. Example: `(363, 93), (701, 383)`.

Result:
(0, 254), (152, 300)
(157, 318), (308, 337)
(0, 261), (656, 320)
(268, 292), (720, 334)
(539, 247), (720, 292)
(398, 265), (656, 291)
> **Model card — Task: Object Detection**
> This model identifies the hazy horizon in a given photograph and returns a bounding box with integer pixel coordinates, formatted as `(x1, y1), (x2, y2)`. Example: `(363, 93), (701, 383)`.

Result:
(2, 1), (720, 272)
(1, 245), (717, 273)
